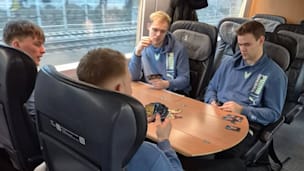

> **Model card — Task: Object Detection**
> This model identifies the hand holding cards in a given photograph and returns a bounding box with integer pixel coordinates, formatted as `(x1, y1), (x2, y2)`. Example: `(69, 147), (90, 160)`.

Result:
(145, 102), (169, 122)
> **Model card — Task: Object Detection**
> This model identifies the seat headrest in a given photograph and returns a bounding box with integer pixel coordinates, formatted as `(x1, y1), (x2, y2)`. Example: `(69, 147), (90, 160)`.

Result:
(0, 45), (41, 171)
(265, 32), (297, 65)
(253, 14), (286, 23)
(264, 41), (290, 71)
(253, 18), (282, 32)
(35, 65), (147, 169)
(170, 20), (217, 61)
(219, 21), (240, 47)
(217, 17), (250, 29)
(171, 20), (217, 45)
(277, 30), (304, 59)
(173, 29), (211, 61)
(217, 17), (250, 53)
(0, 45), (37, 103)
(275, 24), (304, 34)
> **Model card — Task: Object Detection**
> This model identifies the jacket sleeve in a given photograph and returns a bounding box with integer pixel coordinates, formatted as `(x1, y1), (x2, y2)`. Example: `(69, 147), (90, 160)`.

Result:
(128, 51), (143, 81)
(204, 64), (224, 103)
(168, 47), (190, 91)
(242, 72), (288, 125)
(157, 140), (183, 171)
(24, 91), (37, 121)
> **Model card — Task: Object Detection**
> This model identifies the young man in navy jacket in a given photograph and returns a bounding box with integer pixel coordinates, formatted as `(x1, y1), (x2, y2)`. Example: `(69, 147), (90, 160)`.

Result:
(204, 20), (287, 159)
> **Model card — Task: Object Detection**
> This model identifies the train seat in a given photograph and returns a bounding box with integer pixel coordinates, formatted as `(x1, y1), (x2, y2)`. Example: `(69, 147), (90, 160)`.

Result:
(34, 65), (147, 171)
(275, 24), (304, 124)
(0, 45), (42, 171)
(170, 20), (217, 99)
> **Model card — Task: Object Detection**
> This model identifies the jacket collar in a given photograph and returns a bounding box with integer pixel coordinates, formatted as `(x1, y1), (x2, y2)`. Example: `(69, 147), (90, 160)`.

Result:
(233, 51), (268, 70)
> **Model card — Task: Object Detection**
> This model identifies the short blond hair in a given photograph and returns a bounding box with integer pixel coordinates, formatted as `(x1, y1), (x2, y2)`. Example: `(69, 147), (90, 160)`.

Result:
(149, 11), (171, 25)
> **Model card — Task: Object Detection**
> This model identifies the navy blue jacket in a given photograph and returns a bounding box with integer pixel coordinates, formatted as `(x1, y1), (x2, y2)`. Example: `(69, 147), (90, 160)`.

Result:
(127, 140), (183, 171)
(205, 51), (287, 125)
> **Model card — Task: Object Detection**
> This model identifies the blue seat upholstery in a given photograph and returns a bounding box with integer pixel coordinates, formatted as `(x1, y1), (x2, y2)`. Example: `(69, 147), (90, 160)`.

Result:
(34, 65), (147, 171)
(170, 20), (217, 99)
(0, 45), (42, 170)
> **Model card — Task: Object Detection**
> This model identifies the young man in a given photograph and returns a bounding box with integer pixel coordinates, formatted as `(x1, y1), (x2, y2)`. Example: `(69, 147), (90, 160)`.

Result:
(204, 21), (287, 158)
(77, 48), (183, 171)
(3, 20), (46, 66)
(128, 10), (191, 95)
(2, 20), (46, 119)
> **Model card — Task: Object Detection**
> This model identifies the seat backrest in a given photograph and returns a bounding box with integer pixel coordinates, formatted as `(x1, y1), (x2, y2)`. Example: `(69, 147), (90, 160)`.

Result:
(213, 17), (250, 72)
(274, 24), (304, 123)
(0, 45), (42, 170)
(170, 20), (217, 99)
(252, 14), (286, 32)
(264, 32), (297, 71)
(34, 65), (147, 171)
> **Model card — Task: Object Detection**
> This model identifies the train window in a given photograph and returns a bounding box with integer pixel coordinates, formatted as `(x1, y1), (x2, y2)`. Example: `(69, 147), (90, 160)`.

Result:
(196, 0), (244, 25)
(0, 0), (139, 66)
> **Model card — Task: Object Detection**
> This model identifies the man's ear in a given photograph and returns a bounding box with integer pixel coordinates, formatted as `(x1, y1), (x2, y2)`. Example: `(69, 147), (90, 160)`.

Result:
(259, 36), (265, 45)
(114, 83), (121, 92)
(11, 40), (20, 48)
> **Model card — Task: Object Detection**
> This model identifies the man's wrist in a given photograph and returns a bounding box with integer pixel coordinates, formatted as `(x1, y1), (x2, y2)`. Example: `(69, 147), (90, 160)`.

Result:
(134, 51), (141, 57)
(165, 80), (170, 89)
(157, 137), (169, 142)
(157, 139), (171, 151)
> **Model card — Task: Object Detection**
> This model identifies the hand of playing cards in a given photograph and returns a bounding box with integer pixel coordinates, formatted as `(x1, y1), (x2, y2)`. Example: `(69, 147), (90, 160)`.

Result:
(145, 102), (169, 123)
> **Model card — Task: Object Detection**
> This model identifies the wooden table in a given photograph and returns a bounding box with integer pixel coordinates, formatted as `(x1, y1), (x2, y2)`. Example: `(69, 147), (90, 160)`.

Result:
(60, 69), (249, 157)
(132, 81), (249, 157)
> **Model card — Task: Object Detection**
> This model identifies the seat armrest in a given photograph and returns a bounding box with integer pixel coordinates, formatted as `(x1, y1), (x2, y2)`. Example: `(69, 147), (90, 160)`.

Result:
(242, 117), (284, 165)
(34, 162), (47, 171)
(260, 117), (285, 142)
(298, 93), (304, 105)
(284, 94), (304, 124)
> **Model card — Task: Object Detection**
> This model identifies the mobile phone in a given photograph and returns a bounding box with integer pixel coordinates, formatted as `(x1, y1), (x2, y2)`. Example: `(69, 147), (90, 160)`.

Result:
(147, 74), (162, 80)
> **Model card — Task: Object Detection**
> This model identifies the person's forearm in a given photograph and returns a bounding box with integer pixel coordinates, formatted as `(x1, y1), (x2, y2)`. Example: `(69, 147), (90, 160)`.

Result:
(157, 140), (183, 171)
(128, 53), (143, 80)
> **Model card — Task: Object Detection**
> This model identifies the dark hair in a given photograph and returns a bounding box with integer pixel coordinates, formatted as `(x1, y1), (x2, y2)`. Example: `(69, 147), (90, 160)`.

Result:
(77, 48), (127, 87)
(2, 20), (45, 45)
(236, 20), (265, 40)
